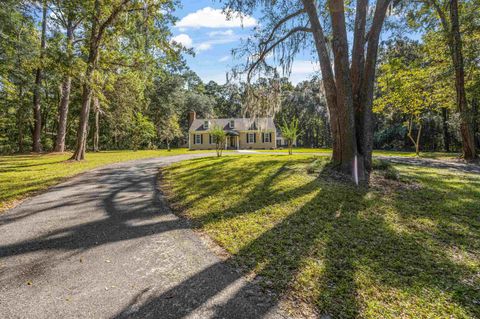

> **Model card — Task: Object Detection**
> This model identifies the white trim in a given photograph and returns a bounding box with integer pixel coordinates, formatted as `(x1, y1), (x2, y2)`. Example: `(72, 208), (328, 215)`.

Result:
(247, 132), (255, 144)
(264, 132), (271, 143)
(195, 134), (202, 144)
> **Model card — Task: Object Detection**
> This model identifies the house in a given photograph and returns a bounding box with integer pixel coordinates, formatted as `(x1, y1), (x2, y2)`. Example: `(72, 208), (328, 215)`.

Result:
(188, 112), (277, 150)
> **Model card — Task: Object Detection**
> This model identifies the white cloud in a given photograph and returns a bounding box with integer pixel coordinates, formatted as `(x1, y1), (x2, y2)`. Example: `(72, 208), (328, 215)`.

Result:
(290, 60), (320, 74)
(194, 30), (239, 53)
(171, 31), (237, 53)
(208, 29), (235, 37)
(196, 43), (212, 52)
(289, 60), (320, 84)
(171, 33), (193, 48)
(176, 7), (257, 29)
(219, 55), (230, 62)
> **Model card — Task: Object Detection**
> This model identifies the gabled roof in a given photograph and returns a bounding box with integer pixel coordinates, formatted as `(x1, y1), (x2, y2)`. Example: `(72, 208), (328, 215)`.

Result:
(189, 117), (276, 132)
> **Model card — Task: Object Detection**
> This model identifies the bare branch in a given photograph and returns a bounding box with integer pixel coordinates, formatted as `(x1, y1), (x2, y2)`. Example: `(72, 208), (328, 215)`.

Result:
(259, 9), (306, 46)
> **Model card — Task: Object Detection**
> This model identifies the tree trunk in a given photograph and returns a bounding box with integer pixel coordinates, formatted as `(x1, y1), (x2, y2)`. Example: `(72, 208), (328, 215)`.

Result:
(450, 0), (476, 160)
(54, 76), (71, 152)
(70, 0), (129, 160)
(71, 0), (101, 161)
(93, 96), (100, 152)
(302, 0), (390, 183)
(17, 86), (25, 153)
(71, 82), (94, 160)
(32, 0), (47, 152)
(473, 98), (479, 149)
(356, 0), (390, 174)
(54, 19), (74, 153)
(302, 0), (345, 170)
(442, 107), (450, 152)
(328, 0), (358, 176)
(416, 123), (422, 156)
(407, 118), (422, 156)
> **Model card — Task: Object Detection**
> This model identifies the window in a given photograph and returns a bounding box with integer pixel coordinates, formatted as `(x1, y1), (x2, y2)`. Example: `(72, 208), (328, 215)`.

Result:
(209, 134), (216, 144)
(229, 120), (235, 128)
(263, 132), (271, 143)
(204, 120), (209, 129)
(247, 133), (256, 144)
(195, 134), (202, 144)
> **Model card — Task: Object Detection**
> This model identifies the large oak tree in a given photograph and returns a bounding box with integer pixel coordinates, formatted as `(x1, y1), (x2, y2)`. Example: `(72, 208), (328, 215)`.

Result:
(227, 0), (397, 182)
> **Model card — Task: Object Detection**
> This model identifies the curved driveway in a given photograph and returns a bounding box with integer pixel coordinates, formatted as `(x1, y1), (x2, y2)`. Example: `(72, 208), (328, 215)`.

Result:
(0, 154), (287, 319)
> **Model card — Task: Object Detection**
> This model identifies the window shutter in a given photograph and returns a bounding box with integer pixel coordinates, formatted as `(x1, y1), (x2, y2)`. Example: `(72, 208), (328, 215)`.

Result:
(209, 134), (212, 144)
(201, 134), (203, 144)
(269, 132), (272, 143)
(254, 133), (256, 143)
(193, 134), (196, 144)
(262, 133), (264, 143)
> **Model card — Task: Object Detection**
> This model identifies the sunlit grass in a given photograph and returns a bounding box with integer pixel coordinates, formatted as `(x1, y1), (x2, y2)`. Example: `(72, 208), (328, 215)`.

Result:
(163, 155), (480, 318)
(0, 148), (198, 211)
(258, 148), (459, 159)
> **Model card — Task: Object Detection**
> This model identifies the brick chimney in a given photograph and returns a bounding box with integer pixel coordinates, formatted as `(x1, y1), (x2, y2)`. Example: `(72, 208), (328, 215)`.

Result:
(188, 111), (196, 129)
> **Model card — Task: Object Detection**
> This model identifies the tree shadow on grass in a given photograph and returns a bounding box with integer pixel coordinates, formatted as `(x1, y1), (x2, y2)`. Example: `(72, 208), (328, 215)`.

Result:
(1, 155), (478, 318)
(121, 158), (480, 318)
(164, 155), (316, 218)
(113, 160), (367, 318)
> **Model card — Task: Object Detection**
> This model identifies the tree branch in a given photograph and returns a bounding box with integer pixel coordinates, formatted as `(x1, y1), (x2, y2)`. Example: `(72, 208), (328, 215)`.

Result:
(351, 0), (368, 109)
(259, 9), (306, 46)
(97, 0), (132, 44)
(247, 26), (312, 82)
(429, 0), (449, 31)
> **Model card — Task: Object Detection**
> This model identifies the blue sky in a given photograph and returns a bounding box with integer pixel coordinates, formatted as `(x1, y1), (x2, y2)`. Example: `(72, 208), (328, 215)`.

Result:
(171, 1), (418, 85)
(172, 1), (320, 84)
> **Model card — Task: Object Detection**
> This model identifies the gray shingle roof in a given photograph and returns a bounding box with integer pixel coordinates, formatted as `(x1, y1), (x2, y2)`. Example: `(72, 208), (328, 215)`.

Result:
(189, 117), (276, 132)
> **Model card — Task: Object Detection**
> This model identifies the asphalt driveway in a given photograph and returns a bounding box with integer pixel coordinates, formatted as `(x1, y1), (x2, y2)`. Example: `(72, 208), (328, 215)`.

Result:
(0, 154), (287, 319)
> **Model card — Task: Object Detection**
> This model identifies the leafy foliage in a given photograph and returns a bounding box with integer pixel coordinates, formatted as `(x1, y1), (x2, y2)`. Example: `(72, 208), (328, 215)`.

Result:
(158, 114), (182, 150)
(210, 125), (227, 157)
(280, 117), (300, 155)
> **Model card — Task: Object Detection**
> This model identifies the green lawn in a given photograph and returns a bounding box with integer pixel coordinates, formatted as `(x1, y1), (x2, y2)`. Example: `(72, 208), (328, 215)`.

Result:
(163, 155), (480, 318)
(0, 149), (197, 211)
(260, 148), (459, 159)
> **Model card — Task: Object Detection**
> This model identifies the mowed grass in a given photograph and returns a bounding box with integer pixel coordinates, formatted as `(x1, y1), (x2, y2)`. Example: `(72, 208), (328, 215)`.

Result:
(163, 155), (480, 318)
(259, 148), (459, 159)
(0, 148), (196, 211)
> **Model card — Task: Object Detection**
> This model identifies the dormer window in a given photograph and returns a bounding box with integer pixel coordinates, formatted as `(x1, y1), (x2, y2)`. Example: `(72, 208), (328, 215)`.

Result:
(204, 120), (209, 129)
(229, 120), (234, 128)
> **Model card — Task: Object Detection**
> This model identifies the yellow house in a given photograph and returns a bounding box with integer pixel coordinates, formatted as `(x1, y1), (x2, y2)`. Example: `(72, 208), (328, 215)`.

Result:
(187, 112), (277, 150)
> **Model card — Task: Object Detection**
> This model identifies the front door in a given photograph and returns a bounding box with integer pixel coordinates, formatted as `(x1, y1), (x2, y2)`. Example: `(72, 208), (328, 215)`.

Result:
(230, 136), (236, 148)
